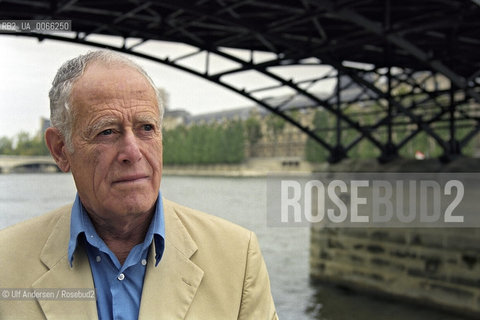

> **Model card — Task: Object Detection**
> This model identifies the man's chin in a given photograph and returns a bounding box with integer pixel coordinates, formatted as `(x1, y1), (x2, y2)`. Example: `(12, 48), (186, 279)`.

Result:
(106, 195), (157, 216)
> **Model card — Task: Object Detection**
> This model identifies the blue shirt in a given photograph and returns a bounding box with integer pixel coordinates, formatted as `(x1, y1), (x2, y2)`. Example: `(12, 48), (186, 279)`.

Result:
(68, 193), (165, 320)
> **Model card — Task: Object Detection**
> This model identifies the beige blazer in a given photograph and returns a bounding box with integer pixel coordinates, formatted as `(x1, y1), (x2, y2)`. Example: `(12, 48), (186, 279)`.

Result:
(0, 199), (278, 320)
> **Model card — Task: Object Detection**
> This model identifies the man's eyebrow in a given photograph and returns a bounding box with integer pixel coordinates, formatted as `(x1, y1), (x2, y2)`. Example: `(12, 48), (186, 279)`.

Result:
(135, 114), (160, 126)
(84, 117), (119, 137)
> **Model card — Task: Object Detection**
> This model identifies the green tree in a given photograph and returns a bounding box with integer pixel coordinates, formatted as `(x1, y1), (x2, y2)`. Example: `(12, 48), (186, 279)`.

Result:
(305, 110), (329, 163)
(10, 131), (49, 156)
(0, 136), (14, 155)
(162, 120), (246, 165)
(245, 116), (262, 146)
(266, 114), (285, 156)
(245, 116), (262, 157)
(222, 120), (245, 163)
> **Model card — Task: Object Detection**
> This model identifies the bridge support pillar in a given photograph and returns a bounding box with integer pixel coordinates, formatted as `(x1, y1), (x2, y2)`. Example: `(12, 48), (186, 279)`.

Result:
(327, 145), (347, 164)
(378, 142), (399, 164)
(440, 139), (462, 163)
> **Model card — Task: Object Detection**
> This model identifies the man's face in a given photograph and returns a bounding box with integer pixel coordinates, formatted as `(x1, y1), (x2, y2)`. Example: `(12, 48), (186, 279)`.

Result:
(65, 62), (162, 220)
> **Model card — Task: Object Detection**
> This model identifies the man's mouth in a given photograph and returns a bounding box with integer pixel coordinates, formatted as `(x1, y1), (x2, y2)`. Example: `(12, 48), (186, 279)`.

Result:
(113, 174), (149, 185)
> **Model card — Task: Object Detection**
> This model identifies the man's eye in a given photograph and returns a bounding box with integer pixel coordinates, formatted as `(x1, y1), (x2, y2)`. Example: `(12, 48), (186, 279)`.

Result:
(100, 129), (113, 136)
(143, 124), (154, 131)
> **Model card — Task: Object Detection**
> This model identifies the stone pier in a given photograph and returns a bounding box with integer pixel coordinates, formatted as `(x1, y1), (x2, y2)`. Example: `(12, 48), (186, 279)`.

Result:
(309, 158), (480, 317)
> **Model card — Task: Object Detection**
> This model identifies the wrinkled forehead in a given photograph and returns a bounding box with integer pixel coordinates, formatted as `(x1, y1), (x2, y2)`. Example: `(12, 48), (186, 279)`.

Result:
(69, 61), (159, 124)
(74, 61), (155, 98)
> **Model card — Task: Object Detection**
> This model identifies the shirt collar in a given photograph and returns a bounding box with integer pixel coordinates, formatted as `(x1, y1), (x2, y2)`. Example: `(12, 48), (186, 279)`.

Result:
(68, 192), (165, 267)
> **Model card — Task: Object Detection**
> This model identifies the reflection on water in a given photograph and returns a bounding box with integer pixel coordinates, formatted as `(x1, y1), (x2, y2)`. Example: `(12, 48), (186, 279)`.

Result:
(0, 174), (474, 319)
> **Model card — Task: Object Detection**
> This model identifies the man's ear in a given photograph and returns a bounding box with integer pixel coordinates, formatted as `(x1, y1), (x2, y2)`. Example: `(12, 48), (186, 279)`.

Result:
(45, 127), (71, 172)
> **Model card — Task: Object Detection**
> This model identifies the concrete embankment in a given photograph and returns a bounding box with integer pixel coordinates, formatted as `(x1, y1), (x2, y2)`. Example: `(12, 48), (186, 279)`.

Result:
(309, 156), (480, 318)
(163, 157), (322, 177)
(163, 156), (480, 176)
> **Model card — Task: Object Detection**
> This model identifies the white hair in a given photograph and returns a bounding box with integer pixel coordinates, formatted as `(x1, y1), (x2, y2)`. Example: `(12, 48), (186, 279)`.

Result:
(48, 50), (164, 152)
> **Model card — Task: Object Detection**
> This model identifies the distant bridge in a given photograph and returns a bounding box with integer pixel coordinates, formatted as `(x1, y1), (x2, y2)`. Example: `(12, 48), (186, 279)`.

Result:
(0, 155), (60, 173)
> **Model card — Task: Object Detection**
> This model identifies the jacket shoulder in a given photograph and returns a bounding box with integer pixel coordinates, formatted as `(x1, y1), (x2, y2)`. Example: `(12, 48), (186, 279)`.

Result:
(163, 198), (251, 242)
(0, 204), (71, 254)
(161, 198), (276, 319)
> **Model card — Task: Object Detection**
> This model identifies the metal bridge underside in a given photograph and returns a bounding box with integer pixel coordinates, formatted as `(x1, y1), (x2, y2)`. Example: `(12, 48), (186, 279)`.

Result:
(1, 0), (480, 163)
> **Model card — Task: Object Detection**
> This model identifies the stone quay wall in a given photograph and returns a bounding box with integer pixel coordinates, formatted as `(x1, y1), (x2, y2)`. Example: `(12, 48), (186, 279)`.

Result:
(310, 227), (480, 316)
(310, 157), (480, 317)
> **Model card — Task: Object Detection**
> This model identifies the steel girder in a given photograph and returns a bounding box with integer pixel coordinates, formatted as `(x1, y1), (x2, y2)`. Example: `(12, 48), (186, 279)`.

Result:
(1, 0), (479, 162)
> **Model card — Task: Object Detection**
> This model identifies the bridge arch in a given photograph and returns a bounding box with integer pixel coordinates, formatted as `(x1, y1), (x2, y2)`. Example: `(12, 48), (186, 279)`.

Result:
(1, 0), (479, 163)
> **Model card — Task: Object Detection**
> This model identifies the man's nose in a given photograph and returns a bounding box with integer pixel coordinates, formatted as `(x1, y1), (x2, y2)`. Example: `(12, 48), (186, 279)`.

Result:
(117, 130), (142, 164)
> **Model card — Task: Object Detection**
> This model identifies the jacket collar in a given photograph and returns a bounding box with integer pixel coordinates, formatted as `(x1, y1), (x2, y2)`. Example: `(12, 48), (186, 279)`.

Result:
(68, 193), (166, 268)
(34, 198), (204, 319)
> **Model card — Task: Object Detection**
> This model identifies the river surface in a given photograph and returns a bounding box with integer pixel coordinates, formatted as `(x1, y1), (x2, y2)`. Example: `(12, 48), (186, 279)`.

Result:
(0, 173), (471, 320)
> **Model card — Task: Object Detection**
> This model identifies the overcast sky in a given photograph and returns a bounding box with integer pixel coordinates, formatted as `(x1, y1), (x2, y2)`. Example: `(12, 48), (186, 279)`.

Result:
(0, 34), (259, 138)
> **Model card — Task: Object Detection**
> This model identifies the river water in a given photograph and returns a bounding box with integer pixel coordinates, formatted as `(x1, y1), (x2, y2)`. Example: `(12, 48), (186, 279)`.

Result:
(0, 173), (471, 320)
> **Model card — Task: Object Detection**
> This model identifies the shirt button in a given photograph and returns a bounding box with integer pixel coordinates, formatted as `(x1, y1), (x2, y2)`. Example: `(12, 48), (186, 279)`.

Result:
(96, 256), (101, 263)
(141, 259), (147, 266)
(117, 273), (125, 281)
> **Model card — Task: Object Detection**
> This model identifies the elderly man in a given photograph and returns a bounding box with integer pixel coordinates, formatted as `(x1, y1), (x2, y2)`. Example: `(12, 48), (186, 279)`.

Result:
(0, 51), (277, 319)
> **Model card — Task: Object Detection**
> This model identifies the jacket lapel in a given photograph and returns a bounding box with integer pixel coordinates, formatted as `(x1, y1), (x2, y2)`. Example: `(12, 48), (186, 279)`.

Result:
(32, 209), (98, 320)
(138, 200), (204, 319)
(30, 200), (203, 319)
